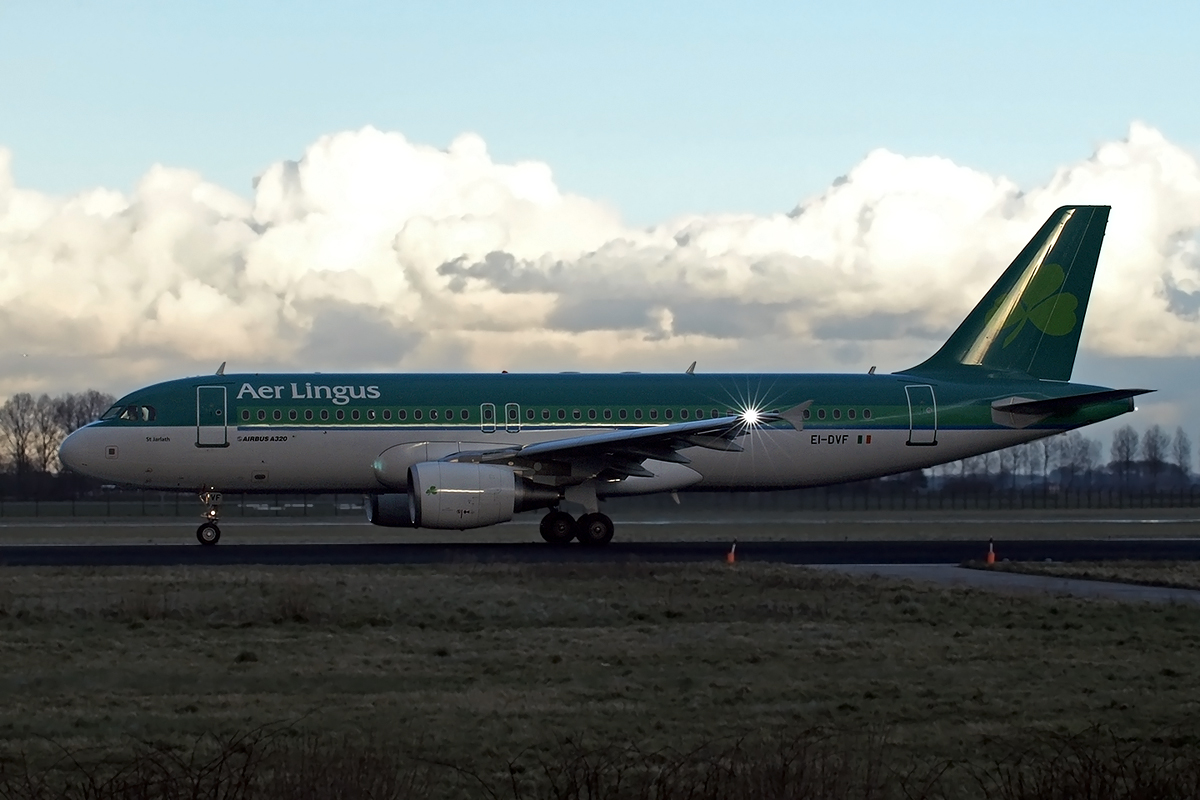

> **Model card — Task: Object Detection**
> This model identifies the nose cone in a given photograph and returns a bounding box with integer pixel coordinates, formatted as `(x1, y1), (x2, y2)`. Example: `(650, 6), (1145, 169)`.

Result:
(58, 427), (93, 474)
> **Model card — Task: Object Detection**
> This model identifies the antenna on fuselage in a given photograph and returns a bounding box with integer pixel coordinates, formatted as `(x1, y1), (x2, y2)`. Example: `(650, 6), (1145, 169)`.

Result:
(685, 361), (696, 375)
(216, 362), (226, 376)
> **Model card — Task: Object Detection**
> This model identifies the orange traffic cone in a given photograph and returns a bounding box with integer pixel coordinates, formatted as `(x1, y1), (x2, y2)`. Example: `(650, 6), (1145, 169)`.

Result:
(726, 540), (737, 565)
(985, 538), (996, 565)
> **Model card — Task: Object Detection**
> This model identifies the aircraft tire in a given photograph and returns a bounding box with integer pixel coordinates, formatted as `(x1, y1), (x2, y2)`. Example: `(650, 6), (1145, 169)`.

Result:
(575, 513), (614, 547)
(196, 522), (221, 546)
(539, 511), (576, 545)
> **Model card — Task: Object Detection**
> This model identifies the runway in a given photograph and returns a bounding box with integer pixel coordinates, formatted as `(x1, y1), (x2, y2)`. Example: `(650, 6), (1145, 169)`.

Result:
(3, 538), (1200, 567)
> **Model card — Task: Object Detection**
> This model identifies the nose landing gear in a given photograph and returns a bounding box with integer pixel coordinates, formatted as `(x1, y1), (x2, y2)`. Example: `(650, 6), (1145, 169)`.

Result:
(197, 491), (222, 546)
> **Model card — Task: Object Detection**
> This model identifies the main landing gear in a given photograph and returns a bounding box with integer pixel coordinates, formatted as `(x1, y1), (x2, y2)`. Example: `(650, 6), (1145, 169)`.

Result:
(539, 509), (615, 546)
(196, 491), (222, 546)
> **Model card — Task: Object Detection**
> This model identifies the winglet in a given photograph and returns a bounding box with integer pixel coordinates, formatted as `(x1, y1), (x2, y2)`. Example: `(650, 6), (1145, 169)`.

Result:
(685, 361), (696, 375)
(216, 361), (226, 376)
(777, 400), (814, 431)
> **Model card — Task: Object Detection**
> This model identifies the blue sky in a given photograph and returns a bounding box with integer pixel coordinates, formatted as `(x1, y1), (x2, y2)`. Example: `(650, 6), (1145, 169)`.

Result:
(2, 1), (1199, 223)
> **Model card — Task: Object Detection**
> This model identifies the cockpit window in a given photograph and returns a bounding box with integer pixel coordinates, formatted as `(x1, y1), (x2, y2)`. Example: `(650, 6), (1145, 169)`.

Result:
(116, 405), (156, 422)
(101, 405), (123, 420)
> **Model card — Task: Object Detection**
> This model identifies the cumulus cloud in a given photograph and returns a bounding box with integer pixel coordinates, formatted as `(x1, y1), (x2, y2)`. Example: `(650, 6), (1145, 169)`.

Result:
(0, 123), (1199, 400)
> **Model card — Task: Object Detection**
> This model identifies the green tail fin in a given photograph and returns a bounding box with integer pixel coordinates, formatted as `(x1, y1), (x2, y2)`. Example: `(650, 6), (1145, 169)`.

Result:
(905, 205), (1110, 382)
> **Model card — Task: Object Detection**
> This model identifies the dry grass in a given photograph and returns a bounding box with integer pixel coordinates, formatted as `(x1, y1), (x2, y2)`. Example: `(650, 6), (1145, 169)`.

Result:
(982, 560), (1200, 592)
(2, 562), (1200, 796)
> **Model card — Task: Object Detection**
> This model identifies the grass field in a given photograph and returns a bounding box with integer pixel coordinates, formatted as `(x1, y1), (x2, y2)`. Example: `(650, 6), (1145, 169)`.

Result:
(2, 561), (1200, 797)
(986, 559), (1200, 592)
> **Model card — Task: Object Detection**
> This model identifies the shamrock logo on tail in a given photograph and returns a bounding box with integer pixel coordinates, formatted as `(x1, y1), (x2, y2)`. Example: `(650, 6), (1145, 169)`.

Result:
(987, 263), (1078, 347)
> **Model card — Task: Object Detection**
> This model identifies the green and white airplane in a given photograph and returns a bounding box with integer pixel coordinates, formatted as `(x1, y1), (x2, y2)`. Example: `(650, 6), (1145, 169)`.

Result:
(59, 205), (1148, 546)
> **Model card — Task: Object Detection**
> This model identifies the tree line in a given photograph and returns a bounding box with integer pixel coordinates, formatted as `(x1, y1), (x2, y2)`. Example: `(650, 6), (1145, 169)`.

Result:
(922, 424), (1191, 491)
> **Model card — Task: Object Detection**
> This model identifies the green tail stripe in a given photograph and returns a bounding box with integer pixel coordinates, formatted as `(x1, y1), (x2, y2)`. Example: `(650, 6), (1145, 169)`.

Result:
(904, 205), (1109, 382)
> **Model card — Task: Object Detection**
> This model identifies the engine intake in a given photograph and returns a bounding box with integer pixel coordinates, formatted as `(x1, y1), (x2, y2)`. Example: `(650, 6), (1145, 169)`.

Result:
(407, 462), (559, 529)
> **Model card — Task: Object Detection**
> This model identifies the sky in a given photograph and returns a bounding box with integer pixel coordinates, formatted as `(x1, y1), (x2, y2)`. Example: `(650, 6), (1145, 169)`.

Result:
(1, 1), (1199, 449)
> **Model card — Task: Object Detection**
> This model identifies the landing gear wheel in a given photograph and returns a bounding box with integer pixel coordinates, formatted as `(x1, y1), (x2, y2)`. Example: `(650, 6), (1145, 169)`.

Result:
(196, 522), (221, 546)
(540, 511), (576, 545)
(575, 513), (614, 547)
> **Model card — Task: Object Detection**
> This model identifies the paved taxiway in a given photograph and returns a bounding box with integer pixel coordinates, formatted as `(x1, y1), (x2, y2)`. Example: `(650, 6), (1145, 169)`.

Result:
(3, 537), (1200, 567)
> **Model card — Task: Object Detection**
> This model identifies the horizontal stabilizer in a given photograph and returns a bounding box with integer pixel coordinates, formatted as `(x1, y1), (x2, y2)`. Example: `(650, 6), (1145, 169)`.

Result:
(994, 388), (1152, 416)
(990, 388), (1152, 429)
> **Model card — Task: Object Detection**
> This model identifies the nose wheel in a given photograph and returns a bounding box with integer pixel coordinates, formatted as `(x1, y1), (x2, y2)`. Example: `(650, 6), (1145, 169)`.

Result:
(197, 490), (222, 546)
(196, 522), (221, 546)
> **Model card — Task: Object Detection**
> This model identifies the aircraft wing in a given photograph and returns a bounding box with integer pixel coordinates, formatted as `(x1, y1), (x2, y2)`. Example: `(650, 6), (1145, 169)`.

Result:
(451, 401), (811, 480)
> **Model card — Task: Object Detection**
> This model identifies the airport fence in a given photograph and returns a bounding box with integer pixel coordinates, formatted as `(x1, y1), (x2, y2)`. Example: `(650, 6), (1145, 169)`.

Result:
(2, 486), (1200, 518)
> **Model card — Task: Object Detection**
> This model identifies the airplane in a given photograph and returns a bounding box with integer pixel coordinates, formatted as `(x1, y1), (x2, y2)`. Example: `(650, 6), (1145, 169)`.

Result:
(58, 205), (1149, 546)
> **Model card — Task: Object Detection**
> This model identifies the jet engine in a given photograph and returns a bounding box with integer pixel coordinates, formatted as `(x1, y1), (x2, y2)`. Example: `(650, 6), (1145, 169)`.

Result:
(365, 493), (417, 527)
(407, 462), (560, 529)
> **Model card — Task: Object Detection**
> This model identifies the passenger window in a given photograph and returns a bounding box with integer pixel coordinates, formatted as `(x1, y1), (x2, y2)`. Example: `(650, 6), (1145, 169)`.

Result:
(665, 409), (673, 420)
(273, 409), (282, 421)
(320, 409), (329, 421)
(336, 409), (345, 421)
(257, 409), (266, 421)
(542, 409), (550, 420)
(604, 409), (612, 420)
(803, 409), (811, 420)
(367, 409), (375, 420)
(527, 409), (535, 420)
(351, 409), (360, 421)
(558, 409), (566, 420)
(649, 409), (658, 420)
(588, 409), (596, 420)
(289, 409), (298, 421)
(848, 409), (856, 420)
(460, 409), (468, 420)
(619, 409), (628, 420)
(414, 409), (423, 420)
(399, 409), (407, 420)
(305, 409), (313, 421)
(711, 409), (718, 418)
(241, 410), (250, 421)
(681, 409), (689, 419)
(573, 409), (581, 420)
(446, 409), (453, 420)
(430, 410), (438, 420)
(383, 409), (391, 421)
(833, 409), (841, 420)
(817, 409), (826, 420)
(635, 409), (643, 420)
(864, 409), (872, 419)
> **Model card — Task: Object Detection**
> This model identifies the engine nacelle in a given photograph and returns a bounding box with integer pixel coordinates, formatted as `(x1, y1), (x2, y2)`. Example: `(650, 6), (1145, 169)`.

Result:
(407, 462), (559, 530)
(365, 493), (417, 527)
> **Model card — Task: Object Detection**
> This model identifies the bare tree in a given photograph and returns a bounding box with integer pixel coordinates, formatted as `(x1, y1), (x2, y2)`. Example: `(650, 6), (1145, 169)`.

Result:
(31, 394), (60, 472)
(54, 390), (115, 434)
(1172, 427), (1192, 478)
(1111, 425), (1140, 487)
(0, 393), (37, 476)
(1142, 424), (1169, 487)
(1036, 435), (1063, 487)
